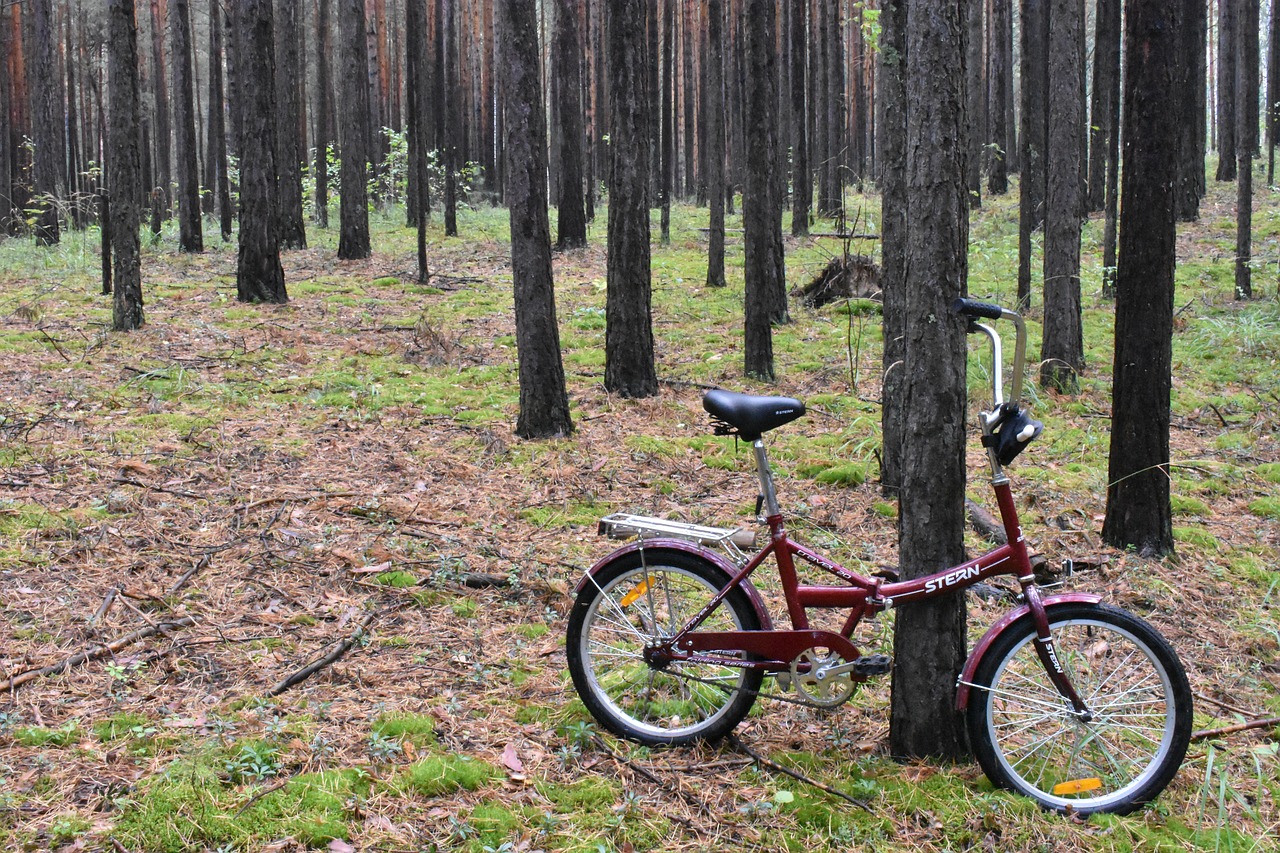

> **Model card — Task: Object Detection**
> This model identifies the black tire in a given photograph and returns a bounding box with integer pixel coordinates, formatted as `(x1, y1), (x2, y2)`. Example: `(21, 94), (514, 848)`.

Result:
(566, 550), (764, 746)
(966, 602), (1192, 815)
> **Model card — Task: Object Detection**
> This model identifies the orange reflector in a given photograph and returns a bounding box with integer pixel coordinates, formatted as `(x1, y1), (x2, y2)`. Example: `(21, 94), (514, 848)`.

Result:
(619, 579), (651, 607)
(1052, 778), (1103, 796)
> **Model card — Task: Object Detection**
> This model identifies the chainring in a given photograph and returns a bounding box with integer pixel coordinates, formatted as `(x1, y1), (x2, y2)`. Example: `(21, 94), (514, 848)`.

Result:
(789, 647), (856, 708)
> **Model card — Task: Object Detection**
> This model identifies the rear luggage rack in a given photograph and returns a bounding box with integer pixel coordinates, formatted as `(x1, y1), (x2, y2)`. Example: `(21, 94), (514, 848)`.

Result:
(597, 513), (756, 562)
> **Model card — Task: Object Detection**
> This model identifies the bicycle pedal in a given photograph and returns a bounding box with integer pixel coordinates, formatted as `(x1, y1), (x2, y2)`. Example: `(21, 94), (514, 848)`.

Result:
(852, 654), (892, 677)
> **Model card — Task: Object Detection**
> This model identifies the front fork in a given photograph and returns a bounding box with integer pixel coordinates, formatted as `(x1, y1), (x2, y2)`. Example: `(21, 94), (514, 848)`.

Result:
(1023, 583), (1093, 720)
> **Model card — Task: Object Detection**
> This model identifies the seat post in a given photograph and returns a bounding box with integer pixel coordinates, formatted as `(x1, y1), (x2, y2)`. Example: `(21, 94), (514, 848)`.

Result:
(752, 439), (782, 518)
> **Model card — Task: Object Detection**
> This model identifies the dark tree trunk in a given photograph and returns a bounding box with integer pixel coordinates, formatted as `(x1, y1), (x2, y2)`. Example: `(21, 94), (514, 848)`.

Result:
(1217, 0), (1237, 181)
(1175, 0), (1206, 220)
(891, 0), (969, 761)
(659, 0), (673, 243)
(0, 4), (15, 234)
(170, 0), (201, 251)
(443, 0), (459, 236)
(314, 0), (332, 228)
(879, 0), (907, 499)
(681, 0), (696, 198)
(1102, 0), (1183, 558)
(705, 0), (726, 287)
(149, 0), (172, 212)
(1039, 0), (1084, 394)
(1235, 0), (1258, 300)
(555, 0), (588, 249)
(207, 0), (233, 239)
(108, 0), (144, 330)
(1087, 0), (1120, 213)
(1017, 0), (1048, 310)
(646, 0), (659, 203)
(30, 0), (63, 245)
(604, 0), (658, 399)
(62, 8), (83, 230)
(497, 0), (573, 439)
(406, 0), (431, 280)
(987, 0), (1010, 194)
(964, 0), (982, 207)
(233, 0), (287, 303)
(275, 0), (307, 249)
(1270, 0), (1280, 183)
(790, 0), (809, 235)
(100, 189), (112, 294)
(337, 0), (372, 259)
(742, 0), (783, 381)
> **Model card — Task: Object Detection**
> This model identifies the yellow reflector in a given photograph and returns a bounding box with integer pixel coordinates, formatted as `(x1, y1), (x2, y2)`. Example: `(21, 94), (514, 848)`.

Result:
(619, 579), (651, 607)
(1052, 778), (1103, 796)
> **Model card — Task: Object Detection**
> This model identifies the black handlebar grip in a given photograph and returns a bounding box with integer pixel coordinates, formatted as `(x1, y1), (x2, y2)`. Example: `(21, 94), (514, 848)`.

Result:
(951, 297), (1005, 320)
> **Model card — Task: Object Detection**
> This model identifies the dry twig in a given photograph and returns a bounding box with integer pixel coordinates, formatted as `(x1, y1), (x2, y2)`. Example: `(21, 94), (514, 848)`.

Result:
(728, 734), (871, 812)
(268, 610), (379, 696)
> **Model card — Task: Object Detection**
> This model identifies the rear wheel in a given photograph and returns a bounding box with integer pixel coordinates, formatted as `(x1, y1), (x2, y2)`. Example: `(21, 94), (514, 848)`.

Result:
(966, 603), (1191, 815)
(566, 550), (763, 746)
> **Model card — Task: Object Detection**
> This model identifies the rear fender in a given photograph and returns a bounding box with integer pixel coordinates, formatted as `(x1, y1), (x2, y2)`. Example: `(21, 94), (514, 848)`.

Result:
(955, 592), (1102, 710)
(574, 538), (774, 631)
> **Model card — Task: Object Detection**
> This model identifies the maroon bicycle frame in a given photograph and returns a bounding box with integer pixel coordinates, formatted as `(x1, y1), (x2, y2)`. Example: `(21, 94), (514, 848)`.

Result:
(644, 476), (1092, 716)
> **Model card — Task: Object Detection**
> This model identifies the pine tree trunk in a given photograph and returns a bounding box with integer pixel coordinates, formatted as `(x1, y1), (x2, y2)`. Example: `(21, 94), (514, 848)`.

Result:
(149, 0), (172, 212)
(1217, 0), (1237, 181)
(30, 0), (63, 245)
(1087, 0), (1119, 213)
(63, 8), (84, 230)
(1040, 0), (1084, 394)
(406, 0), (431, 280)
(554, 0), (588, 249)
(233, 0), (287, 303)
(965, 0), (983, 208)
(1017, 0), (1047, 309)
(659, 0), (674, 242)
(314, 0), (332, 228)
(1269, 0), (1280, 184)
(743, 0), (782, 381)
(1235, 0), (1258, 300)
(108, 0), (144, 330)
(878, 0), (907, 498)
(1102, 0), (1182, 558)
(705, 0), (726, 287)
(337, 0), (372, 259)
(790, 0), (809, 235)
(604, 0), (658, 399)
(0, 8), (14, 234)
(987, 0), (1010, 194)
(209, 0), (233, 239)
(275, 0), (307, 249)
(171, 0), (202, 251)
(892, 0), (969, 761)
(497, 0), (573, 439)
(1176, 0), (1206, 220)
(443, 0), (459, 236)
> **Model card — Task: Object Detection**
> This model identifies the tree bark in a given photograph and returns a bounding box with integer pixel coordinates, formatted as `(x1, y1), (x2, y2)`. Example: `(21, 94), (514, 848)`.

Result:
(659, 0), (674, 243)
(233, 0), (288, 303)
(892, 0), (969, 761)
(790, 0), (809, 235)
(148, 0), (172, 213)
(1017, 0), (1047, 310)
(1235, 0), (1259, 300)
(1087, 0), (1119, 213)
(314, 0), (332, 228)
(275, 0), (307, 249)
(337, 0), (372, 259)
(497, 0), (574, 439)
(1102, 0), (1183, 558)
(0, 4), (14, 234)
(554, 0), (588, 249)
(879, 0), (907, 498)
(705, 0), (726, 287)
(1270, 0), (1280, 184)
(206, 0), (233, 239)
(406, 0), (431, 280)
(987, 0), (1010, 194)
(170, 0), (202, 251)
(1217, 0), (1237, 181)
(743, 0), (784, 381)
(30, 0), (63, 245)
(1039, 0), (1084, 394)
(107, 0), (144, 330)
(604, 0), (658, 398)
(964, 0), (983, 208)
(1175, 0), (1206, 220)
(443, 0), (459, 236)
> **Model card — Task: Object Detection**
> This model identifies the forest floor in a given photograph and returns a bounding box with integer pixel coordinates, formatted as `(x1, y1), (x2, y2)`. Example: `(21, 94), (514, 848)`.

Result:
(0, 183), (1278, 853)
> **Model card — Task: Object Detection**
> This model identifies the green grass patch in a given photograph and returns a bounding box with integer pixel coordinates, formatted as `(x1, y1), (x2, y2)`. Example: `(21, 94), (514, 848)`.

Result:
(1248, 497), (1280, 520)
(371, 712), (437, 747)
(389, 754), (499, 797)
(11, 721), (80, 748)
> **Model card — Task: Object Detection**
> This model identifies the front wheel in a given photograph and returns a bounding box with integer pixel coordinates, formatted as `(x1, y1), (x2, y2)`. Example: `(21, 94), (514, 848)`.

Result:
(966, 602), (1192, 815)
(566, 550), (763, 746)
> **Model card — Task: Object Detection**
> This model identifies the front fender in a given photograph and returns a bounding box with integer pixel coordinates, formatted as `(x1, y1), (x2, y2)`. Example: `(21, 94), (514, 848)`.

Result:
(955, 592), (1102, 710)
(573, 537), (774, 631)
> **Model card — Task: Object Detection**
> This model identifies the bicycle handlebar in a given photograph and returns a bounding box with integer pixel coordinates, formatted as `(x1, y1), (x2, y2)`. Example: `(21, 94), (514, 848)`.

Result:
(951, 297), (1028, 411)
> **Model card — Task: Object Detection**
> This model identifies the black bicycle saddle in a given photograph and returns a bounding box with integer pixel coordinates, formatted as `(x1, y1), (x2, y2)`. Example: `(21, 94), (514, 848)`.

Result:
(703, 389), (806, 441)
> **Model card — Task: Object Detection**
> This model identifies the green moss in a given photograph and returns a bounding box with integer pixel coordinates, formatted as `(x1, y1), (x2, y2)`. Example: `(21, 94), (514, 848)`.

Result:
(374, 570), (418, 587)
(1256, 463), (1280, 484)
(1170, 494), (1211, 516)
(467, 801), (525, 847)
(372, 276), (401, 287)
(1248, 497), (1280, 520)
(516, 623), (550, 639)
(871, 501), (897, 518)
(814, 463), (869, 487)
(371, 712), (437, 746)
(1172, 526), (1219, 550)
(12, 721), (80, 748)
(391, 754), (498, 797)
(452, 597), (479, 618)
(94, 712), (152, 742)
(537, 776), (620, 813)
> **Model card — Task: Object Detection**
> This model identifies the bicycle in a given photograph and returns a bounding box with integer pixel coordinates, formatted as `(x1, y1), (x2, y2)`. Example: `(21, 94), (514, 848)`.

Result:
(566, 298), (1193, 816)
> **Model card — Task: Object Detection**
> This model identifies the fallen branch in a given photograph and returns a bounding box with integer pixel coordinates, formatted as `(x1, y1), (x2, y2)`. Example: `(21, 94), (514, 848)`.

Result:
(88, 586), (120, 627)
(268, 611), (378, 696)
(0, 616), (197, 694)
(168, 553), (212, 597)
(233, 779), (290, 817)
(1192, 716), (1280, 742)
(728, 734), (871, 811)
